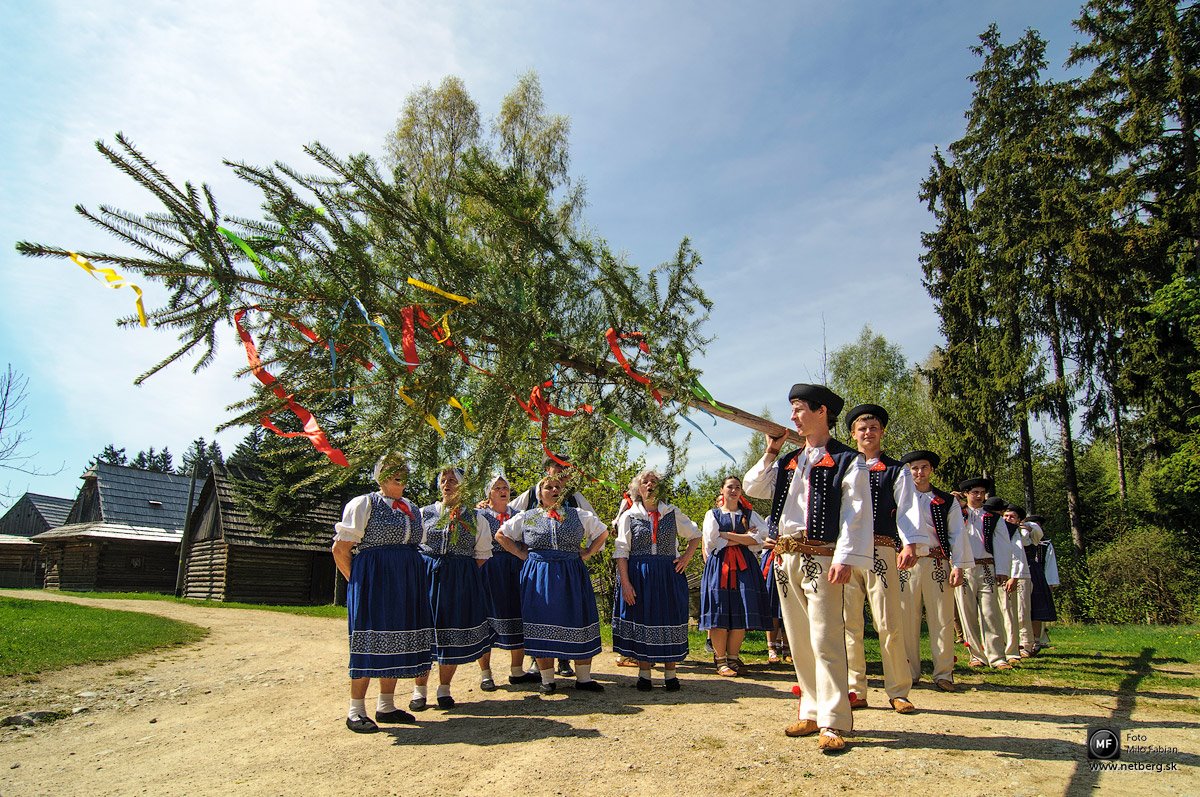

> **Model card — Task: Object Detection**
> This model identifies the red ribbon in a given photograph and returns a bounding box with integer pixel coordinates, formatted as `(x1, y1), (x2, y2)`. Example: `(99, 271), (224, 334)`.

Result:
(516, 380), (594, 469)
(546, 509), (562, 522)
(289, 317), (374, 371)
(234, 308), (349, 467)
(604, 328), (663, 405)
(390, 498), (417, 522)
(648, 509), (660, 545)
(931, 495), (945, 506)
(720, 544), (749, 589)
(400, 303), (488, 375)
(761, 548), (776, 579)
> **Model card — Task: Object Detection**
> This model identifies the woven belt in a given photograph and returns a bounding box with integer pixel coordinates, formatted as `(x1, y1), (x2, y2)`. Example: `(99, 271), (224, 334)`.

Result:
(975, 557), (994, 565)
(873, 534), (899, 548)
(923, 548), (949, 560)
(775, 536), (834, 556)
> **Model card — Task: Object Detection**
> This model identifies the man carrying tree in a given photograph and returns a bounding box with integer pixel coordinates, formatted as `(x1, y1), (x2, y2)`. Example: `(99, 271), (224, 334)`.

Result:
(743, 384), (872, 753)
(955, 480), (1012, 670)
(840, 404), (924, 714)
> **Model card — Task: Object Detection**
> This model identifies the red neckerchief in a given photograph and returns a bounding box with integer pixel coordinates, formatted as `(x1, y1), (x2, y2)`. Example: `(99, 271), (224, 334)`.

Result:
(648, 508), (661, 545)
(390, 498), (416, 522)
(546, 508), (562, 522)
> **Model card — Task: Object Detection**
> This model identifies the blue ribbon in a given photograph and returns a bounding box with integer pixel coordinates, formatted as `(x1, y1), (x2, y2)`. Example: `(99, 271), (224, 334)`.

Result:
(352, 296), (419, 367)
(681, 410), (737, 464)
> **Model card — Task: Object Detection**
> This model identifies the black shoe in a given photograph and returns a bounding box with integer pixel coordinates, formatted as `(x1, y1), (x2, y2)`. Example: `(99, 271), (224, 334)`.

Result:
(437, 695), (455, 709)
(375, 708), (414, 723)
(408, 697), (428, 711)
(557, 660), (575, 677)
(664, 677), (681, 692)
(574, 679), (604, 692)
(346, 715), (379, 733)
(704, 638), (715, 654)
(540, 682), (557, 695)
(480, 678), (497, 692)
(509, 672), (541, 685)
(636, 677), (653, 692)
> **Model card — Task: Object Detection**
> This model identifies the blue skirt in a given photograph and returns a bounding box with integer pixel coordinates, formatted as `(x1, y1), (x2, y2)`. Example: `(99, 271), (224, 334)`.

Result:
(611, 555), (690, 663)
(699, 546), (772, 631)
(423, 553), (496, 664)
(519, 549), (601, 660)
(347, 545), (434, 678)
(761, 550), (783, 622)
(481, 549), (525, 649)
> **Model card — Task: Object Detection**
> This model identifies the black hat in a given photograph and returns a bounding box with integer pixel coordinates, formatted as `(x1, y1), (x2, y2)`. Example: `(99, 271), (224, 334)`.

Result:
(957, 477), (994, 493)
(788, 383), (845, 417)
(845, 403), (889, 431)
(982, 496), (1008, 513)
(543, 453), (570, 469)
(1006, 503), (1027, 520)
(900, 449), (941, 468)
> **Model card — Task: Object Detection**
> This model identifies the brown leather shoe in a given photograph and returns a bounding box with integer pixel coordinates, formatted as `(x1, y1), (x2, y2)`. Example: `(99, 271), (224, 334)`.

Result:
(784, 719), (818, 737)
(849, 695), (868, 710)
(995, 662), (1013, 671)
(935, 679), (956, 693)
(890, 697), (916, 714)
(817, 728), (846, 752)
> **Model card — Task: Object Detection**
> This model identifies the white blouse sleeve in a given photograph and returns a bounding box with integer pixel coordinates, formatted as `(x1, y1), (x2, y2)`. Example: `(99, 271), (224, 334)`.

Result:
(613, 510), (633, 559)
(742, 454), (778, 500)
(472, 511), (493, 560)
(573, 492), (597, 516)
(947, 503), (974, 569)
(701, 509), (722, 554)
(577, 509), (609, 544)
(746, 510), (768, 547)
(333, 494), (372, 543)
(670, 505), (701, 541)
(1044, 542), (1059, 586)
(498, 511), (527, 543)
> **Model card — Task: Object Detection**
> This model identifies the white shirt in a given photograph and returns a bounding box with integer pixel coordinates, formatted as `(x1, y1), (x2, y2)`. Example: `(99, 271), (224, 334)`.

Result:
(333, 492), (424, 544)
(914, 489), (973, 569)
(496, 507), (608, 547)
(742, 445), (874, 570)
(612, 502), (701, 559)
(1042, 541), (1059, 586)
(963, 506), (990, 562)
(865, 456), (928, 551)
(701, 507), (767, 555)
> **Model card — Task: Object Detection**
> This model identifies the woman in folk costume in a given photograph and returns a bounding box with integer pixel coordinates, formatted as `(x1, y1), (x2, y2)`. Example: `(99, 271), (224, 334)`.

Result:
(1024, 514), (1059, 651)
(496, 475), (609, 694)
(698, 475), (771, 677)
(411, 468), (495, 710)
(612, 469), (702, 691)
(476, 474), (541, 688)
(332, 453), (433, 733)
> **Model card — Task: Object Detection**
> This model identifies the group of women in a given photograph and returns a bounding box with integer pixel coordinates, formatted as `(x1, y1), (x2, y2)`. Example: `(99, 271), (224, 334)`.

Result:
(331, 455), (783, 733)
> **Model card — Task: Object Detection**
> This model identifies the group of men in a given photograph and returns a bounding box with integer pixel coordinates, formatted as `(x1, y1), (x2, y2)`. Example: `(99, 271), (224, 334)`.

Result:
(743, 383), (1054, 753)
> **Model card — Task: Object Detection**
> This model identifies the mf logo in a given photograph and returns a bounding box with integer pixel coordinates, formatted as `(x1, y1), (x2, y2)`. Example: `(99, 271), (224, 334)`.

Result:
(1087, 728), (1120, 761)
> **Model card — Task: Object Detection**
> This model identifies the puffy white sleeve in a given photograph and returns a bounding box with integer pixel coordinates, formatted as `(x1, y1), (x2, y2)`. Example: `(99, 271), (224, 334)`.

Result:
(671, 506), (701, 541)
(893, 467), (928, 552)
(746, 510), (768, 550)
(834, 459), (874, 569)
(742, 454), (778, 500)
(577, 509), (609, 545)
(947, 503), (974, 569)
(702, 509), (722, 555)
(333, 494), (372, 543)
(613, 510), (633, 560)
(472, 511), (493, 560)
(498, 511), (528, 543)
(573, 492), (596, 516)
(509, 488), (534, 513)
(1044, 542), (1059, 586)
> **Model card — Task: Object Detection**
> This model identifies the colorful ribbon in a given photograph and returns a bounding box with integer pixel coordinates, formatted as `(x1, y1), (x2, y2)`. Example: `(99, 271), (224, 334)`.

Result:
(216, 227), (271, 282)
(396, 385), (446, 437)
(68, 252), (147, 327)
(605, 413), (647, 443)
(233, 308), (348, 467)
(605, 328), (663, 404)
(720, 545), (749, 589)
(352, 297), (419, 367)
(407, 276), (475, 305)
(681, 411), (738, 464)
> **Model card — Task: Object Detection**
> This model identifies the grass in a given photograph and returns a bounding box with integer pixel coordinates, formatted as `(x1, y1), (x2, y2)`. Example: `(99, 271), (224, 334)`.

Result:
(0, 597), (208, 677)
(51, 590), (348, 619)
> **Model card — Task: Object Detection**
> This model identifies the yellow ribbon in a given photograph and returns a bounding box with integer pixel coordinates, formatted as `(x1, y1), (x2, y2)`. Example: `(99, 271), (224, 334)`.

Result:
(447, 396), (475, 431)
(397, 385), (446, 438)
(68, 252), (147, 327)
(407, 277), (475, 305)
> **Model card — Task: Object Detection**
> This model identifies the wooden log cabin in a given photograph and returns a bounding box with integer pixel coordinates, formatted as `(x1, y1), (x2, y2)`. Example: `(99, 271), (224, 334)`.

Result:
(33, 464), (196, 592)
(0, 492), (73, 588)
(179, 465), (339, 605)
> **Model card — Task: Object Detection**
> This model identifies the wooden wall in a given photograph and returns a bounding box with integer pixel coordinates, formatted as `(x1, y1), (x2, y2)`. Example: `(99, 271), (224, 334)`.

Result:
(225, 546), (336, 605)
(93, 540), (178, 592)
(0, 547), (41, 588)
(182, 538), (228, 601)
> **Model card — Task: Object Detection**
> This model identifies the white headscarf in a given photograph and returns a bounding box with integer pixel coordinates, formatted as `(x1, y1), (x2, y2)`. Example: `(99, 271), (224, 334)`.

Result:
(484, 473), (510, 497)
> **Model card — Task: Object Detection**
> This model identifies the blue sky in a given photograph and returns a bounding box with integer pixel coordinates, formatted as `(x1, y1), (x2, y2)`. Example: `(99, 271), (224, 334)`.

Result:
(0, 1), (1086, 506)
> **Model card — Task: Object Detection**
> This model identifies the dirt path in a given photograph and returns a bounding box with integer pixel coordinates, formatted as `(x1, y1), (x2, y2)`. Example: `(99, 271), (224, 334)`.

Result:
(1, 590), (1196, 797)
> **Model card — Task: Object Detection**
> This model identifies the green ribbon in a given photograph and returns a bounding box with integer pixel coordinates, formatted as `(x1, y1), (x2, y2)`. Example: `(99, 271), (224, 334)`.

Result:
(605, 413), (647, 443)
(217, 226), (271, 282)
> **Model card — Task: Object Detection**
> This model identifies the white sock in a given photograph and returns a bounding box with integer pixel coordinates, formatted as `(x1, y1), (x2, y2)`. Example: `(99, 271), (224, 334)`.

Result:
(348, 698), (367, 720)
(664, 668), (677, 681)
(436, 684), (452, 699)
(510, 665), (525, 678)
(412, 684), (427, 700)
(377, 693), (396, 713)
(539, 667), (555, 685)
(638, 667), (652, 679)
(479, 668), (492, 681)
(575, 663), (592, 683)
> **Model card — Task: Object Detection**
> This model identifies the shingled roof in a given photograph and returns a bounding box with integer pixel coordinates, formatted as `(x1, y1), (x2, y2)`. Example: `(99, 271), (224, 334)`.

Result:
(25, 494), (74, 529)
(34, 463), (199, 544)
(198, 464), (343, 551)
(0, 492), (75, 537)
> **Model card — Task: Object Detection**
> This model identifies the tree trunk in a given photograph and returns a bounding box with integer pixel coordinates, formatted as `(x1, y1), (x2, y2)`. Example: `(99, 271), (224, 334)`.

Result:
(1112, 389), (1127, 502)
(1015, 383), (1036, 513)
(1048, 296), (1084, 553)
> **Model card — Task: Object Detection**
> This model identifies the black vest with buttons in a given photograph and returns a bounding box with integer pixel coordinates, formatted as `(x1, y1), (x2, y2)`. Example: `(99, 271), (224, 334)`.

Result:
(866, 453), (903, 540)
(928, 486), (955, 552)
(768, 438), (861, 544)
(981, 512), (1000, 555)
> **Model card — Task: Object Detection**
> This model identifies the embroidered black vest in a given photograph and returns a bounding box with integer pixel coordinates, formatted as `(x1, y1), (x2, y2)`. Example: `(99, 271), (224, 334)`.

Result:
(981, 512), (1000, 555)
(866, 453), (903, 540)
(928, 487), (954, 552)
(625, 508), (679, 557)
(768, 439), (860, 544)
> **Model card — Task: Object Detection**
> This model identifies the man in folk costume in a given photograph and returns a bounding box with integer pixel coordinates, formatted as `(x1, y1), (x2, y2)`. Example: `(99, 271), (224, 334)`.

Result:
(997, 502), (1032, 665)
(955, 479), (1012, 670)
(510, 453), (596, 678)
(743, 384), (873, 753)
(898, 450), (973, 692)
(840, 404), (925, 714)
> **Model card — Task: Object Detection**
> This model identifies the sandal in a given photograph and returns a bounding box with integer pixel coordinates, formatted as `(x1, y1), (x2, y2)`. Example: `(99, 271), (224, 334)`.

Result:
(729, 656), (746, 675)
(715, 657), (738, 677)
(768, 646), (781, 665)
